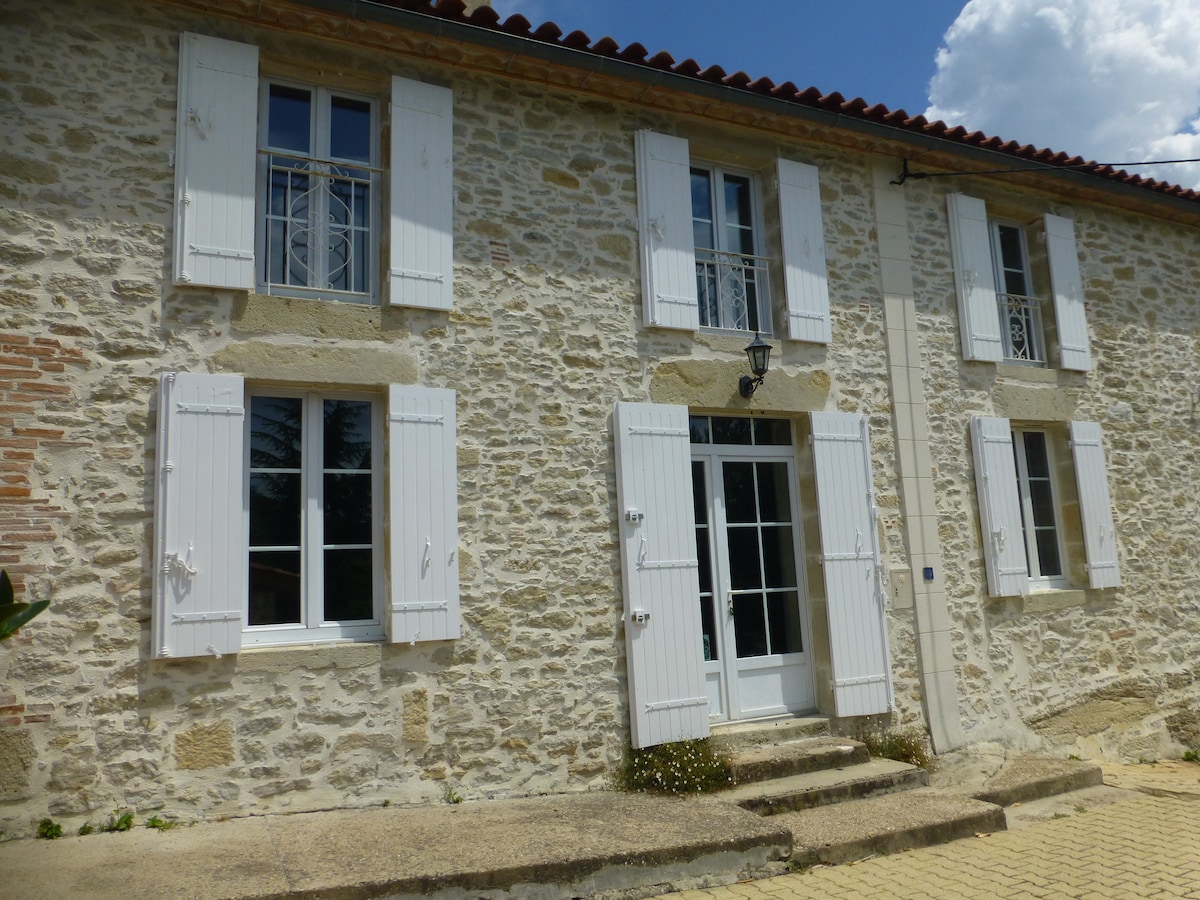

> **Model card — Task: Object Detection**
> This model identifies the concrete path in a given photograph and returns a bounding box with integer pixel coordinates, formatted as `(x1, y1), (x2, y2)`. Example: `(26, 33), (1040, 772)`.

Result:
(657, 761), (1200, 899)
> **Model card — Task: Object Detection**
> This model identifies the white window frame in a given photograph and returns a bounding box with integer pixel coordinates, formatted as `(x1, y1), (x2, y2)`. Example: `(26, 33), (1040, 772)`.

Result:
(243, 387), (385, 646)
(1011, 427), (1068, 588)
(989, 220), (1046, 365)
(255, 79), (381, 304)
(690, 162), (772, 335)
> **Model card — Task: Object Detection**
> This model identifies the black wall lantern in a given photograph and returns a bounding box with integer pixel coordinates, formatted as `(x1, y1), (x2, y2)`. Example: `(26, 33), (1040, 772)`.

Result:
(738, 332), (772, 398)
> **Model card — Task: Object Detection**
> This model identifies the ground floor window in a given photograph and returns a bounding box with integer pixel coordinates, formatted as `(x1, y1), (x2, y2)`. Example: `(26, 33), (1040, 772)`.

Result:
(1011, 428), (1064, 583)
(247, 390), (384, 643)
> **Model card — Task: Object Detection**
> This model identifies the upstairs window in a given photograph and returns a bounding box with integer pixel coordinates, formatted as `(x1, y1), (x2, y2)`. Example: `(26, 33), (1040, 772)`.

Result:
(257, 83), (379, 302)
(173, 33), (454, 310)
(690, 166), (769, 332)
(990, 223), (1046, 365)
(948, 194), (1092, 371)
(634, 130), (831, 343)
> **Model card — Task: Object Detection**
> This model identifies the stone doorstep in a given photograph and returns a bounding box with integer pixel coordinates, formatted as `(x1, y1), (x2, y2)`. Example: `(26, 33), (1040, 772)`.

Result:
(708, 715), (831, 754)
(727, 736), (870, 785)
(778, 789), (1008, 867)
(724, 756), (931, 815)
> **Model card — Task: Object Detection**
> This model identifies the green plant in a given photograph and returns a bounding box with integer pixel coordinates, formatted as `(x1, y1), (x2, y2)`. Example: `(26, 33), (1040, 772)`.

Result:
(100, 810), (134, 833)
(1068, 753), (1081, 761)
(36, 818), (62, 840)
(618, 738), (732, 795)
(145, 815), (177, 831)
(0, 569), (49, 641)
(444, 786), (463, 805)
(856, 726), (933, 770)
(1182, 750), (1199, 763)
(78, 822), (95, 836)
(1074, 804), (1087, 814)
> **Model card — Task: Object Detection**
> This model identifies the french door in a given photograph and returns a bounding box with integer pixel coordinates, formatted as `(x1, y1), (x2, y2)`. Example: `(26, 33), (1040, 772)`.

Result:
(690, 416), (814, 720)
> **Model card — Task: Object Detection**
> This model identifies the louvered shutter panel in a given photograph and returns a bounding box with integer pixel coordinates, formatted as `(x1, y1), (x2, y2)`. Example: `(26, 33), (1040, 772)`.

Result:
(778, 159), (831, 343)
(613, 402), (708, 748)
(810, 412), (893, 716)
(389, 78), (454, 310)
(1070, 421), (1120, 588)
(634, 131), (700, 331)
(970, 417), (1029, 597)
(153, 372), (246, 659)
(387, 386), (460, 642)
(173, 33), (258, 290)
(947, 194), (1004, 362)
(1045, 214), (1092, 371)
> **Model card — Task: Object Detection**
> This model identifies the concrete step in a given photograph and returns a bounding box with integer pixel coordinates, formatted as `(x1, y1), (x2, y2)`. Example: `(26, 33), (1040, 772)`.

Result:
(724, 756), (930, 815)
(970, 756), (1104, 806)
(776, 789), (1007, 867)
(728, 736), (869, 785)
(709, 715), (831, 754)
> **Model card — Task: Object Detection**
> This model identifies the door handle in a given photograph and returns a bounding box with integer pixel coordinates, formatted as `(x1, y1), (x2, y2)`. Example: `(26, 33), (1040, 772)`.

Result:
(727, 591), (734, 617)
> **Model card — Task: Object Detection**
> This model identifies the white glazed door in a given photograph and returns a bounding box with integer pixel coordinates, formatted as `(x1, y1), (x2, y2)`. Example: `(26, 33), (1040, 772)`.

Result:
(692, 436), (814, 720)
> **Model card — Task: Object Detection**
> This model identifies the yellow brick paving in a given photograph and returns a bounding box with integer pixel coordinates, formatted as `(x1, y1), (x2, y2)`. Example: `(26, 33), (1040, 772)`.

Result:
(660, 795), (1200, 899)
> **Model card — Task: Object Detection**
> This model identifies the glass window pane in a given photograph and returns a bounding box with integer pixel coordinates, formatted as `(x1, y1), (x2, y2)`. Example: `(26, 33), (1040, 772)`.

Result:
(689, 417), (711, 445)
(323, 400), (372, 469)
(691, 461), (708, 524)
(324, 473), (373, 545)
(695, 525), (713, 596)
(726, 526), (762, 589)
(767, 591), (803, 654)
(1022, 432), (1050, 478)
(690, 169), (714, 247)
(250, 472), (302, 547)
(722, 462), (756, 522)
(1034, 530), (1062, 577)
(723, 174), (752, 228)
(700, 595), (718, 661)
(711, 417), (752, 445)
(267, 85), (311, 154)
(755, 462), (791, 523)
(324, 548), (374, 620)
(1028, 481), (1057, 528)
(330, 96), (371, 162)
(753, 418), (792, 446)
(732, 594), (768, 657)
(761, 526), (797, 589)
(249, 550), (302, 625)
(251, 397), (303, 468)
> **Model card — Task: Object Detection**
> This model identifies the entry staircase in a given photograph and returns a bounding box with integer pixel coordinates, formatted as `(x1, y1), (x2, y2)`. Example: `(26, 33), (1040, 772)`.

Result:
(709, 716), (1103, 867)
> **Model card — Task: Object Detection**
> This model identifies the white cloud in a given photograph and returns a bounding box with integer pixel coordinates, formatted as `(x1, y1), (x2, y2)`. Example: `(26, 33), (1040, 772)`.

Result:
(926, 0), (1200, 188)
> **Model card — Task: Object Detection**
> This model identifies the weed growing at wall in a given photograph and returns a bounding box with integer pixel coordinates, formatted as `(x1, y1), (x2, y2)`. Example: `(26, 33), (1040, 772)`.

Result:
(856, 726), (933, 770)
(36, 818), (61, 839)
(618, 738), (732, 795)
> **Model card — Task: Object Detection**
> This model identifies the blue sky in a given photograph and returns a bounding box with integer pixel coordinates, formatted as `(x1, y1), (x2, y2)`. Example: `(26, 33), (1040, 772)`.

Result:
(492, 0), (1200, 189)
(492, 0), (965, 116)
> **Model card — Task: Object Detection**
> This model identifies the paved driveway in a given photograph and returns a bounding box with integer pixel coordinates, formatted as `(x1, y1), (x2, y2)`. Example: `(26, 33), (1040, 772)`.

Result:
(660, 762), (1200, 899)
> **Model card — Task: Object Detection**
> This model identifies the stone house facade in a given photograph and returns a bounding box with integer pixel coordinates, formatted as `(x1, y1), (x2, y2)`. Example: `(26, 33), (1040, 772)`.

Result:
(3, 0), (1200, 835)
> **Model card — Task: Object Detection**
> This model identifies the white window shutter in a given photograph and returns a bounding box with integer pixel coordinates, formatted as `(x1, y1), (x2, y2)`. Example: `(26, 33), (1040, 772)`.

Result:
(810, 412), (893, 717)
(613, 402), (708, 748)
(947, 194), (1004, 363)
(778, 159), (831, 343)
(1045, 214), (1092, 372)
(389, 77), (454, 310)
(173, 33), (258, 290)
(387, 385), (459, 642)
(634, 131), (700, 331)
(970, 417), (1029, 597)
(153, 372), (246, 659)
(1070, 421), (1120, 588)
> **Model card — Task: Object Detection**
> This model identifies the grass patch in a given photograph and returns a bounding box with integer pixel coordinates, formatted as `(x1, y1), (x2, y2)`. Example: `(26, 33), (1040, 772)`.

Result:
(855, 726), (933, 770)
(618, 738), (732, 795)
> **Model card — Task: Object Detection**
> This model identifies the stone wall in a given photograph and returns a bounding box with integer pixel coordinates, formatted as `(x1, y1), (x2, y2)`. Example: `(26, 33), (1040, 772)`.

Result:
(1, 0), (1199, 839)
